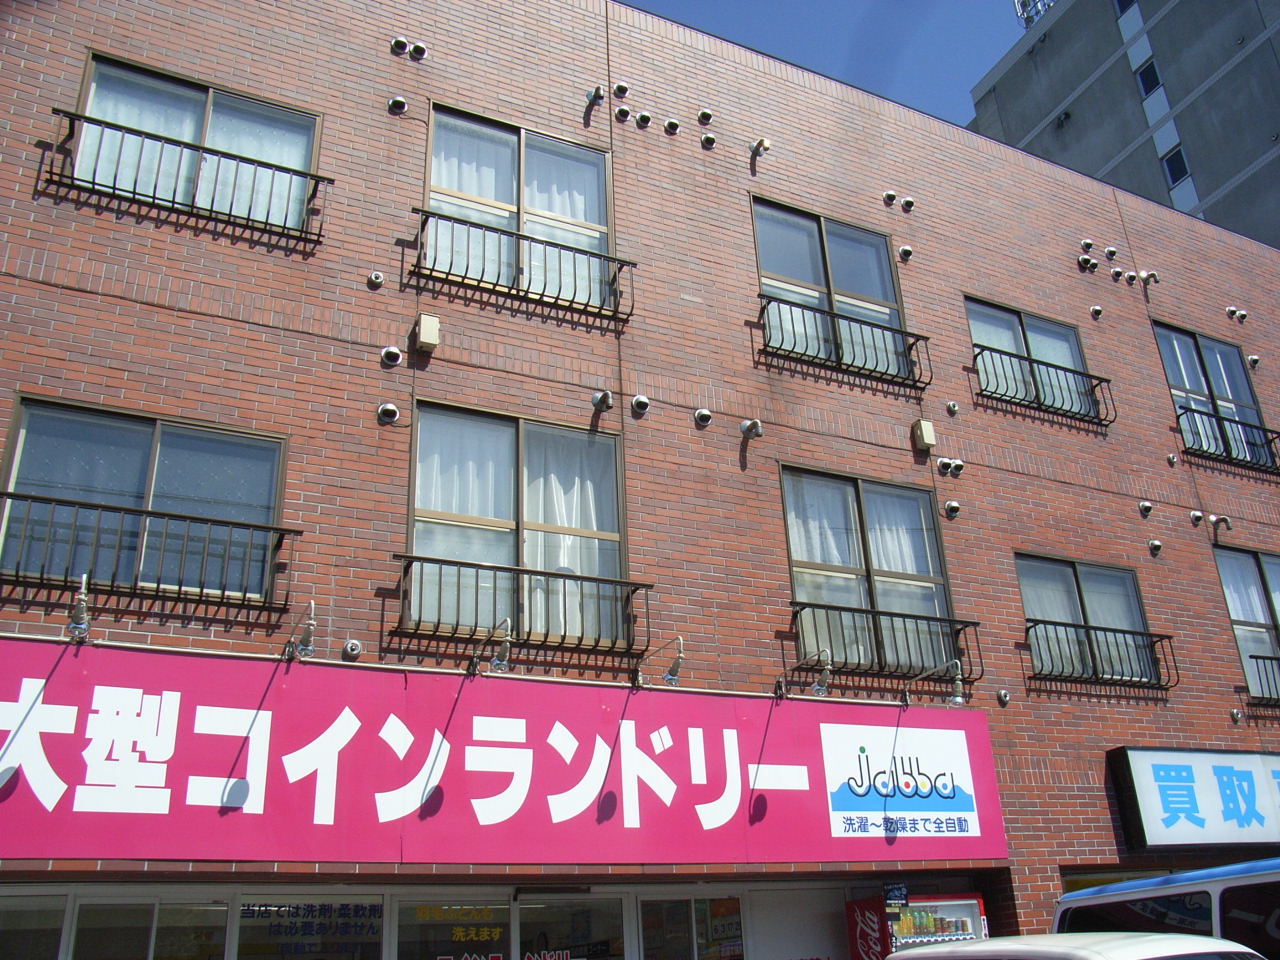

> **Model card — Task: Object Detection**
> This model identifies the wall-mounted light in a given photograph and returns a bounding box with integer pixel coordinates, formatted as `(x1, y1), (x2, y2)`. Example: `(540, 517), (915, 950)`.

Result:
(67, 573), (91, 643)
(810, 650), (832, 697)
(663, 639), (685, 686)
(633, 635), (687, 689)
(776, 648), (833, 699)
(591, 390), (614, 411)
(1231, 708), (1243, 724)
(470, 617), (514, 676)
(903, 658), (964, 706)
(996, 689), (1012, 707)
(1167, 453), (1178, 466)
(740, 418), (764, 439)
(284, 600), (317, 661)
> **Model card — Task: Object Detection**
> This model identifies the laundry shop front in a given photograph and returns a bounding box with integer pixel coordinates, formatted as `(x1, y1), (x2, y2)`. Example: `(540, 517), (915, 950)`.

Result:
(0, 635), (1009, 959)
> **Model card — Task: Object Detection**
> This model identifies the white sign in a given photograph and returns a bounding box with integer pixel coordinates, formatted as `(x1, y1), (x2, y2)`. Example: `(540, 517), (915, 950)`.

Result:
(1115, 747), (1280, 847)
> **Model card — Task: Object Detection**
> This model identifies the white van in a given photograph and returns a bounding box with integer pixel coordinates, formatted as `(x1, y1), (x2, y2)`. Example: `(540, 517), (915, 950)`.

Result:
(1052, 858), (1280, 959)
(892, 932), (1264, 960)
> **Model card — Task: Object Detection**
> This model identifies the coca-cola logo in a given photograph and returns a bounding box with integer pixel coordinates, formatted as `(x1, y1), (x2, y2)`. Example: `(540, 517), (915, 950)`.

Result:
(848, 904), (884, 960)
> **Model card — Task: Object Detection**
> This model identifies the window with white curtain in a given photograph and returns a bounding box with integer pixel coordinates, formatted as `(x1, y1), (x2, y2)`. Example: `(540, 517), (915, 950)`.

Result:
(781, 468), (951, 673)
(0, 402), (281, 596)
(967, 300), (1097, 418)
(1214, 547), (1280, 699)
(75, 59), (317, 230)
(753, 200), (907, 377)
(426, 110), (609, 305)
(413, 405), (622, 642)
(1015, 555), (1156, 683)
(1154, 323), (1272, 467)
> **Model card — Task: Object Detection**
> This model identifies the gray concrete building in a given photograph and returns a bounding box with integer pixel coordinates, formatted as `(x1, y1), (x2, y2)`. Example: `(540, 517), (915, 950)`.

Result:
(969, 0), (1280, 250)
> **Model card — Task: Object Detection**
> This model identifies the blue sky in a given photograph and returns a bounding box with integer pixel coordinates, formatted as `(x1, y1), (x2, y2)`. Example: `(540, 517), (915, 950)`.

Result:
(625, 0), (1027, 126)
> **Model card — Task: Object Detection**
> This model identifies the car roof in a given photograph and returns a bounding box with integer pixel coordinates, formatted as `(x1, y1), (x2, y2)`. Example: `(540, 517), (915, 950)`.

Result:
(892, 933), (1262, 960)
(1058, 857), (1280, 901)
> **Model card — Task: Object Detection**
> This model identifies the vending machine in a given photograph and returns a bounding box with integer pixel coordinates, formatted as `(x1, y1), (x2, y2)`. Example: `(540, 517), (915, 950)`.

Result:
(846, 894), (988, 960)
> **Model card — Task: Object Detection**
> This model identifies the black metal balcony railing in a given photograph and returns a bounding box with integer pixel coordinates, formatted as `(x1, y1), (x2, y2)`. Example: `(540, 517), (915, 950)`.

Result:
(760, 296), (931, 386)
(1247, 655), (1280, 702)
(1176, 408), (1280, 472)
(973, 345), (1116, 424)
(0, 492), (297, 602)
(410, 209), (636, 319)
(46, 109), (333, 242)
(397, 554), (651, 653)
(1026, 619), (1177, 688)
(791, 601), (980, 678)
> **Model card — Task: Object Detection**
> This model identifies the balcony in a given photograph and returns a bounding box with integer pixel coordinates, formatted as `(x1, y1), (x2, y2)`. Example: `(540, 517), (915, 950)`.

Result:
(397, 554), (651, 654)
(791, 601), (981, 678)
(1176, 408), (1280, 472)
(973, 345), (1116, 424)
(45, 109), (333, 242)
(1247, 655), (1280, 703)
(410, 209), (636, 319)
(0, 492), (298, 604)
(1026, 619), (1178, 688)
(759, 295), (931, 386)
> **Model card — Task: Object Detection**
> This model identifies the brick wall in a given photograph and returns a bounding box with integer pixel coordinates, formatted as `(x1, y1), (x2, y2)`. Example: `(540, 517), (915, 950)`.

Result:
(1, 0), (1278, 931)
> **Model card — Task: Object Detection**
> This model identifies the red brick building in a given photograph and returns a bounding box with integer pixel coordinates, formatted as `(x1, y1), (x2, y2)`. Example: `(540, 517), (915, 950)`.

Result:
(1, 0), (1278, 957)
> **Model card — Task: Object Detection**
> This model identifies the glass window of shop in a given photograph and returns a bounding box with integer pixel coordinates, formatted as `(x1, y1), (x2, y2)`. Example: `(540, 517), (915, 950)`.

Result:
(236, 896), (382, 959)
(518, 899), (624, 960)
(397, 901), (510, 960)
(641, 898), (743, 960)
(69, 901), (228, 960)
(0, 895), (67, 960)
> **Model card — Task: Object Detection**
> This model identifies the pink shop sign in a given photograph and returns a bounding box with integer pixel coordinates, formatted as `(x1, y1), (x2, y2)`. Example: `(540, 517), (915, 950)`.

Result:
(0, 637), (1007, 864)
